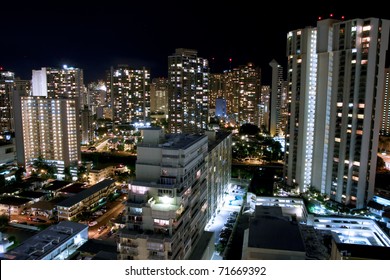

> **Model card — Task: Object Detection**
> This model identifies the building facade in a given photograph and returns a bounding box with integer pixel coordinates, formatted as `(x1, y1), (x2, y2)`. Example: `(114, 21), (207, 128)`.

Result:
(285, 17), (390, 209)
(56, 179), (116, 221)
(269, 60), (285, 137)
(118, 127), (232, 260)
(168, 48), (209, 134)
(381, 68), (390, 136)
(106, 65), (151, 125)
(0, 69), (15, 134)
(14, 96), (80, 177)
(32, 66), (84, 104)
(205, 130), (232, 221)
(223, 63), (261, 125)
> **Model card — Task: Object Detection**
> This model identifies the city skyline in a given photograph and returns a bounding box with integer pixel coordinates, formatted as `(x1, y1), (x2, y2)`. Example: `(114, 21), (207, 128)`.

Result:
(1, 1), (390, 84)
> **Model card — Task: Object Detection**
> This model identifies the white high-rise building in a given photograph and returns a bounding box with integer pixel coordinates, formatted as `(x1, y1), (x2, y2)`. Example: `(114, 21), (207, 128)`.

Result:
(118, 127), (232, 260)
(285, 17), (390, 209)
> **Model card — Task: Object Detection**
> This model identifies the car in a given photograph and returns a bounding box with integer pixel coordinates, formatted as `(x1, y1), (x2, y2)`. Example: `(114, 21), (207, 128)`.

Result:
(224, 223), (234, 228)
(98, 225), (107, 232)
(10, 220), (18, 223)
(226, 218), (235, 223)
(219, 231), (231, 238)
(219, 237), (228, 244)
(88, 221), (98, 227)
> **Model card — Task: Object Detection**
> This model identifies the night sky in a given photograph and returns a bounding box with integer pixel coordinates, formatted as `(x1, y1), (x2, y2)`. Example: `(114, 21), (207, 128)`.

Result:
(1, 1), (389, 85)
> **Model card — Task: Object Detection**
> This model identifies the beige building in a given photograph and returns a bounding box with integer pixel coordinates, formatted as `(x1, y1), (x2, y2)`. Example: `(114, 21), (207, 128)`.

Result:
(88, 166), (114, 185)
(118, 127), (232, 260)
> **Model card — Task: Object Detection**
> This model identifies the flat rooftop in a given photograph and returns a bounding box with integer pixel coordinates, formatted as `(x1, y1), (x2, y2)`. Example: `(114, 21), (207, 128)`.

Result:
(1, 221), (88, 260)
(56, 179), (115, 208)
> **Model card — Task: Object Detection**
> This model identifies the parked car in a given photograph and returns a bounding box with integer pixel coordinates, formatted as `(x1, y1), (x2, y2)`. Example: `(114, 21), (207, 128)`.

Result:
(98, 225), (107, 232)
(88, 221), (98, 227)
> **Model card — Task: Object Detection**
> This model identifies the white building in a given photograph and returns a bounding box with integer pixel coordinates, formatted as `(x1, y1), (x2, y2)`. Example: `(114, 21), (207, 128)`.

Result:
(118, 127), (232, 260)
(285, 17), (390, 209)
(0, 221), (88, 259)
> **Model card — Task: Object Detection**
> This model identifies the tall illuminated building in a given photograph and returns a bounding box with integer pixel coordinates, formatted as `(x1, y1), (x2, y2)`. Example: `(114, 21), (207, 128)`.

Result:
(168, 48), (209, 133)
(150, 77), (168, 115)
(0, 69), (15, 134)
(259, 85), (270, 132)
(269, 59), (285, 137)
(13, 66), (83, 178)
(32, 66), (84, 104)
(209, 73), (224, 111)
(285, 17), (390, 208)
(106, 65), (151, 125)
(380, 68), (390, 136)
(285, 25), (318, 193)
(81, 105), (93, 145)
(223, 63), (261, 125)
(14, 96), (80, 178)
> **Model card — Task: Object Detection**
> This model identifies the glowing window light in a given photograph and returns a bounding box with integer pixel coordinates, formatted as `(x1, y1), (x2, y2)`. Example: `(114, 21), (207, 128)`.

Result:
(363, 25), (371, 31)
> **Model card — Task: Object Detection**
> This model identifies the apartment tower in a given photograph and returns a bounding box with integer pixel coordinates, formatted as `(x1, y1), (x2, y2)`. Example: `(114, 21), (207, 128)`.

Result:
(380, 68), (390, 136)
(285, 17), (390, 208)
(0, 69), (15, 134)
(106, 65), (151, 125)
(118, 127), (232, 260)
(168, 48), (209, 134)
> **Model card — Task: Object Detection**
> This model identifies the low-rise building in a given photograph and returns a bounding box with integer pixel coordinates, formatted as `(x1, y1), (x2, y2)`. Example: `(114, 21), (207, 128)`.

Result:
(242, 206), (306, 260)
(88, 166), (114, 185)
(56, 178), (116, 221)
(0, 221), (88, 260)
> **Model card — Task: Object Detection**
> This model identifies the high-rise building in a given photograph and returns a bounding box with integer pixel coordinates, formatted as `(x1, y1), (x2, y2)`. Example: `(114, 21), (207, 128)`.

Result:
(106, 65), (150, 125)
(259, 85), (271, 132)
(223, 63), (261, 125)
(209, 73), (224, 111)
(168, 48), (209, 134)
(81, 105), (93, 145)
(150, 77), (168, 115)
(381, 68), (390, 136)
(205, 130), (232, 221)
(14, 96), (80, 178)
(118, 127), (232, 260)
(32, 66), (84, 104)
(215, 98), (227, 118)
(285, 24), (318, 192)
(0, 69), (15, 134)
(269, 59), (285, 137)
(285, 17), (390, 209)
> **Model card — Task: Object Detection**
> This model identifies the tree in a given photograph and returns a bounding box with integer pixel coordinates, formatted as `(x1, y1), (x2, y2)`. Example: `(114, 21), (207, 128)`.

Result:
(0, 214), (9, 228)
(14, 167), (25, 183)
(239, 123), (260, 135)
(78, 164), (89, 182)
(64, 167), (72, 181)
